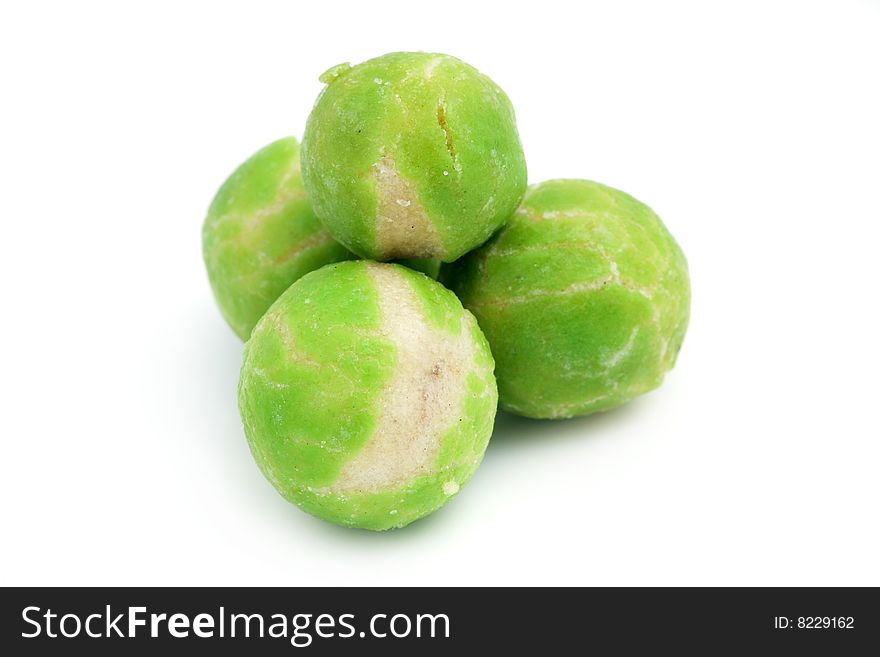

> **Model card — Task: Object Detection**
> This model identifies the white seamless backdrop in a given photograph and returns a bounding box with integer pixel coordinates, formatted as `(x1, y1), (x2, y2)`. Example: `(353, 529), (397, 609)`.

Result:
(1, 0), (878, 586)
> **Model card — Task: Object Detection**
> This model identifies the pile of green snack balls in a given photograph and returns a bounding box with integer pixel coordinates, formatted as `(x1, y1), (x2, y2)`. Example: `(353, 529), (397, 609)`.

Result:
(203, 52), (690, 531)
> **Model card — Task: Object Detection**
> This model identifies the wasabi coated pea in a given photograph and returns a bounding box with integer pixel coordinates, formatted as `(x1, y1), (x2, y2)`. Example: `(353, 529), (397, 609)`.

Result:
(238, 261), (498, 530)
(202, 137), (353, 340)
(301, 52), (527, 262)
(443, 179), (690, 419)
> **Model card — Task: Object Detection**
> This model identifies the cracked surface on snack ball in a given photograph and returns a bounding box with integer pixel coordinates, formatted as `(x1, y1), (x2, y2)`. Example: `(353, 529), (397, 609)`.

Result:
(202, 137), (354, 339)
(301, 52), (527, 262)
(238, 261), (497, 530)
(443, 179), (690, 419)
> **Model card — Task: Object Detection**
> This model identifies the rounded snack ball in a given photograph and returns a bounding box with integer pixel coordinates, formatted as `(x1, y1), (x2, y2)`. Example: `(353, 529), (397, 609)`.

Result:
(202, 137), (353, 340)
(238, 261), (498, 530)
(443, 179), (690, 420)
(301, 52), (528, 263)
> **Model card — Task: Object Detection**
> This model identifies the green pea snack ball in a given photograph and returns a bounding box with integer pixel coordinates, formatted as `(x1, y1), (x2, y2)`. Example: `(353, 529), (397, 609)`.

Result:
(238, 261), (498, 530)
(443, 179), (690, 420)
(301, 52), (528, 263)
(202, 137), (353, 340)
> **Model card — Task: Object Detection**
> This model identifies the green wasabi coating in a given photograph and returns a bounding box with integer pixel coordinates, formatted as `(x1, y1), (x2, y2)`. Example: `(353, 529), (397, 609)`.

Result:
(239, 261), (498, 530)
(395, 258), (441, 279)
(443, 179), (690, 419)
(301, 52), (528, 262)
(202, 137), (354, 340)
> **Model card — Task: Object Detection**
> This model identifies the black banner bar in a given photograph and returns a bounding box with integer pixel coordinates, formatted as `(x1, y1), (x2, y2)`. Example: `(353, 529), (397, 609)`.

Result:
(2, 587), (877, 654)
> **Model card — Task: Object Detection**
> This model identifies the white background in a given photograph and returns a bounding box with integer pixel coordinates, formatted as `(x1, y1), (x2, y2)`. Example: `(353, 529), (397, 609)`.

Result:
(2, 0), (878, 586)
